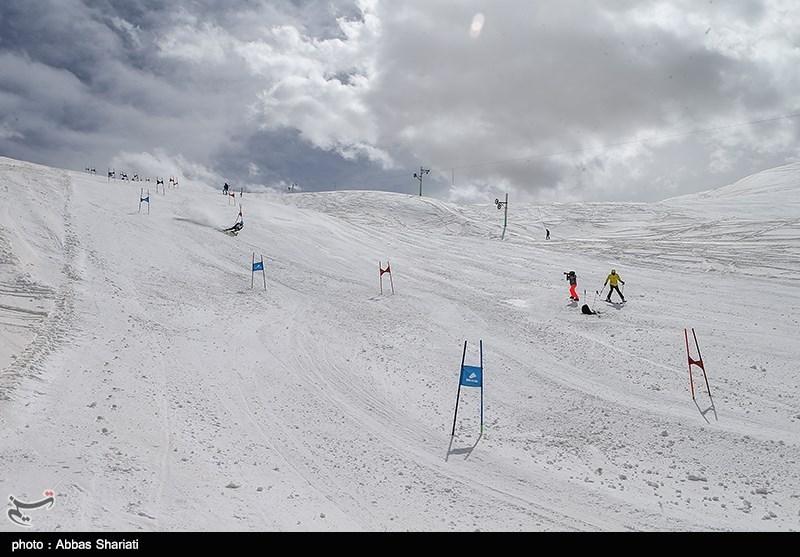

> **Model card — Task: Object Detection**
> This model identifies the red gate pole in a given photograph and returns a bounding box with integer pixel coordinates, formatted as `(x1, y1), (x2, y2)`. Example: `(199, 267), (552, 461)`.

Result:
(692, 328), (712, 398)
(685, 328), (695, 400)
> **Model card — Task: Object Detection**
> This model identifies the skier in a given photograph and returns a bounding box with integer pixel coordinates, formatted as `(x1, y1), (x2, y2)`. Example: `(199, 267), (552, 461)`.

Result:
(564, 271), (579, 301)
(223, 219), (244, 235)
(546, 228), (550, 240)
(604, 269), (626, 303)
(223, 182), (229, 195)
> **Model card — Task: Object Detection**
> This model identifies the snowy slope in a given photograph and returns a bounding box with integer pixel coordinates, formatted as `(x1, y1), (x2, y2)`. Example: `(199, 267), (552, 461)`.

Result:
(666, 162), (800, 217)
(1, 156), (799, 531)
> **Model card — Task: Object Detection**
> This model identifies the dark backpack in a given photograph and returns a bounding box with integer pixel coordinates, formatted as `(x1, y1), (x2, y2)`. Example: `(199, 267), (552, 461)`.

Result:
(581, 304), (595, 315)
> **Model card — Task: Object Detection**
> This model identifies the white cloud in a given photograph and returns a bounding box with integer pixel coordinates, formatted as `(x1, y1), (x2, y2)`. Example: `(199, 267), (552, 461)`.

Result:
(110, 16), (143, 49)
(157, 22), (232, 65)
(153, 1), (391, 167)
(0, 123), (23, 140)
(110, 149), (223, 187)
(249, 2), (391, 167)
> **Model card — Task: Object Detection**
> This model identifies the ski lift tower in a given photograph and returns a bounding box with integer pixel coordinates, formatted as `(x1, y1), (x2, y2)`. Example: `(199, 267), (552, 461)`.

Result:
(495, 194), (508, 239)
(414, 167), (430, 197)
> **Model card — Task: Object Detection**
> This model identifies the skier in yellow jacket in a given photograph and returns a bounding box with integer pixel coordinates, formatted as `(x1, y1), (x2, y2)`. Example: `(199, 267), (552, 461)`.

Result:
(604, 269), (626, 303)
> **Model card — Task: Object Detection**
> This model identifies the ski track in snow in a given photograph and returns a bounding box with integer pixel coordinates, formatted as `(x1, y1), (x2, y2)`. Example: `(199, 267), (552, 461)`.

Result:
(1, 156), (799, 531)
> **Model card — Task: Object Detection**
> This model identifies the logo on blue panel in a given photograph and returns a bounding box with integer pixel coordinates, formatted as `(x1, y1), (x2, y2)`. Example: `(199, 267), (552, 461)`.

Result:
(460, 365), (482, 387)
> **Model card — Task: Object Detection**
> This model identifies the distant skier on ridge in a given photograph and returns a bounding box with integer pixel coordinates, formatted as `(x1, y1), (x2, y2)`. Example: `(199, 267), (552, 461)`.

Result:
(604, 269), (626, 303)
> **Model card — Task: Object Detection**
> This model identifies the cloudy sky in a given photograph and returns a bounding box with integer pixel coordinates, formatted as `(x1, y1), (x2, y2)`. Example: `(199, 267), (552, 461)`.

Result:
(1, 0), (799, 202)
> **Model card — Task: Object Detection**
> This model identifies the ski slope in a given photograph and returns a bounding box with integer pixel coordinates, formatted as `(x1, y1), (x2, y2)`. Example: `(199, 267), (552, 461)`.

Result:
(1, 156), (799, 531)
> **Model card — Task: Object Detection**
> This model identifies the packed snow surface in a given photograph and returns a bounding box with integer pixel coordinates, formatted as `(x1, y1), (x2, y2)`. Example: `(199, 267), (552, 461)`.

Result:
(1, 156), (798, 530)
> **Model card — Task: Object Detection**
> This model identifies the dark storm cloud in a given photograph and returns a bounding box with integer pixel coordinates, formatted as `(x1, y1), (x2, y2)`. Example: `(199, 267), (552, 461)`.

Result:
(368, 0), (799, 201)
(0, 0), (798, 200)
(0, 0), (368, 185)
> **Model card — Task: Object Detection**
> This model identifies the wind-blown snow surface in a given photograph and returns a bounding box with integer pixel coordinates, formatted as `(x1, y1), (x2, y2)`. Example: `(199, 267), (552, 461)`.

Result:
(1, 156), (799, 531)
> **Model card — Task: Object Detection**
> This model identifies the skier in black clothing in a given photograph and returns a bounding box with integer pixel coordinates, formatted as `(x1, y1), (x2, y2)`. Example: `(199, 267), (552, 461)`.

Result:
(223, 182), (230, 195)
(223, 219), (243, 235)
(546, 228), (550, 240)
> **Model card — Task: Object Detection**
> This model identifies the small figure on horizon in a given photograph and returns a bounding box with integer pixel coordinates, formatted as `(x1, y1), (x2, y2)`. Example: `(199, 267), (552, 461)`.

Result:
(223, 182), (229, 195)
(546, 228), (550, 240)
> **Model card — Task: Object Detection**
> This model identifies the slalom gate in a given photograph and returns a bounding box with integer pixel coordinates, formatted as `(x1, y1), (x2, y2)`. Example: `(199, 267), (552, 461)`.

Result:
(138, 189), (150, 214)
(451, 340), (484, 436)
(379, 261), (394, 294)
(251, 253), (266, 290)
(684, 328), (713, 400)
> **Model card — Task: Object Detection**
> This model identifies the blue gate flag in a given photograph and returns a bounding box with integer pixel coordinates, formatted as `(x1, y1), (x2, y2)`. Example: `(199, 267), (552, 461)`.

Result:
(252, 261), (264, 272)
(141, 196), (149, 203)
(460, 365), (482, 387)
